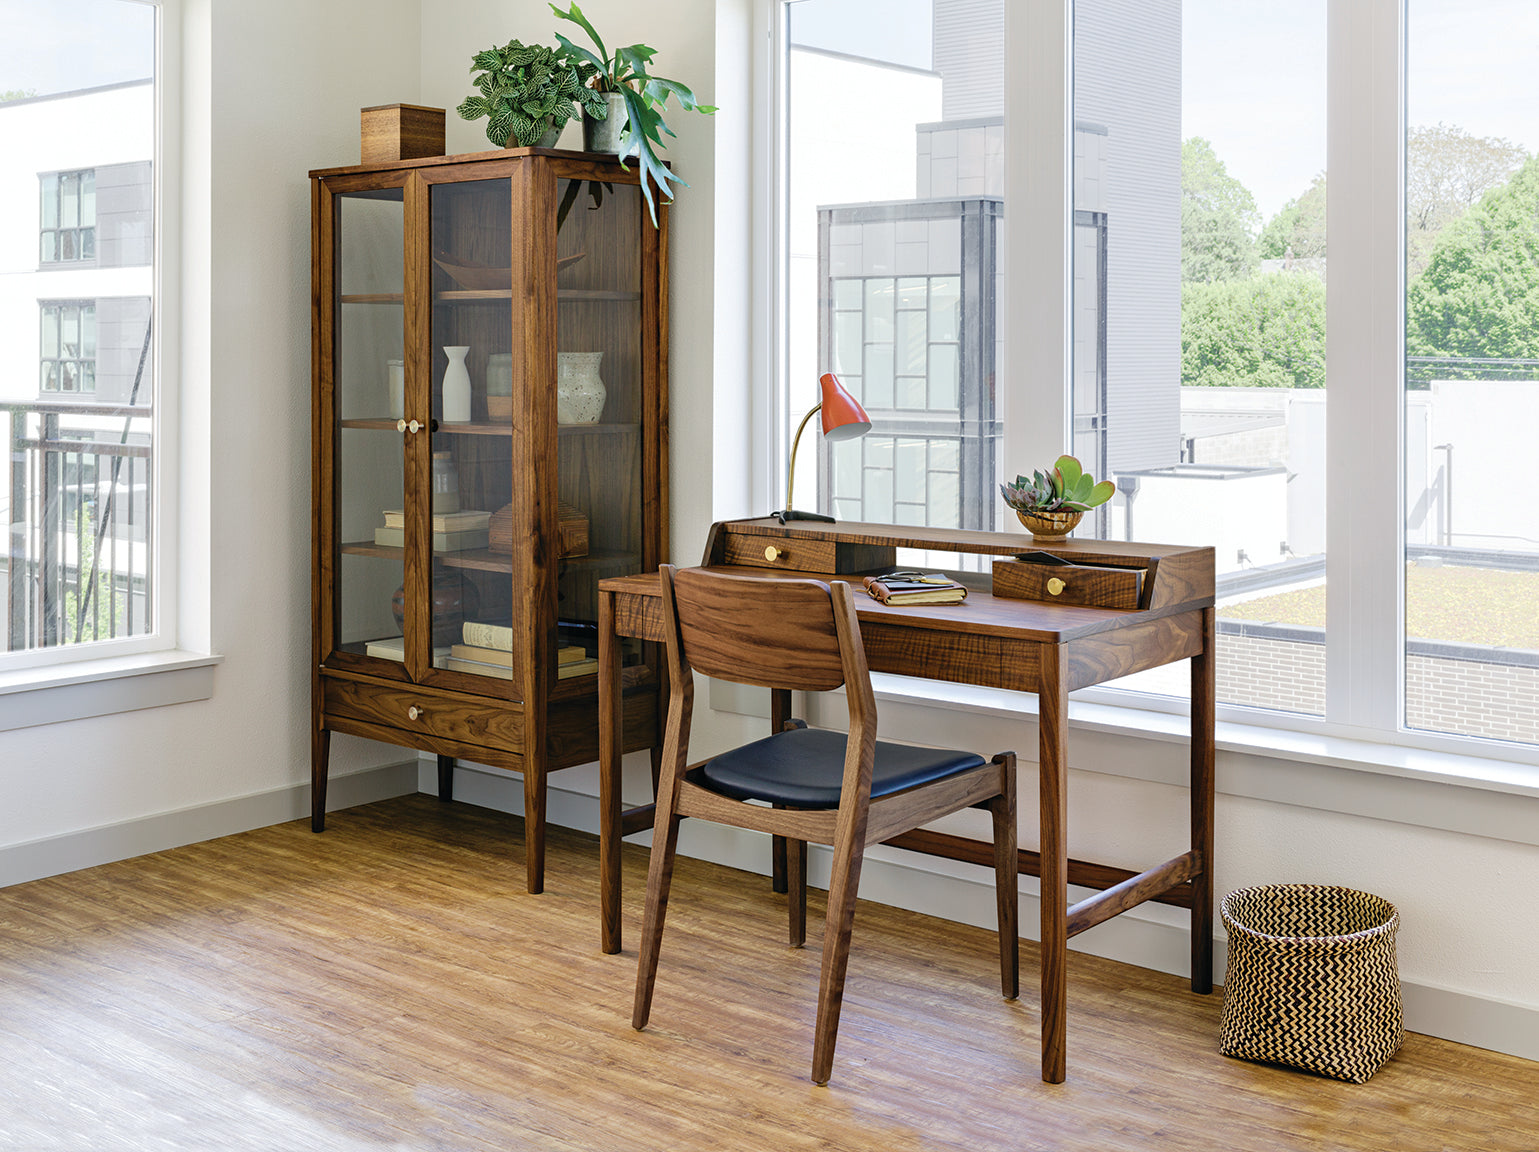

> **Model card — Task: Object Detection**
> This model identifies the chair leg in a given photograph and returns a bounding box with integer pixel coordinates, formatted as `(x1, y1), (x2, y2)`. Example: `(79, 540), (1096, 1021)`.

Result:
(810, 825), (868, 1086)
(632, 804), (684, 1031)
(991, 752), (1019, 1000)
(787, 836), (808, 948)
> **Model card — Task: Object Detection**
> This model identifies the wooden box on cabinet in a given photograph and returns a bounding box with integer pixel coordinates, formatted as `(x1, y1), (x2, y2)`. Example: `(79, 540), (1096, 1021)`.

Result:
(310, 144), (669, 893)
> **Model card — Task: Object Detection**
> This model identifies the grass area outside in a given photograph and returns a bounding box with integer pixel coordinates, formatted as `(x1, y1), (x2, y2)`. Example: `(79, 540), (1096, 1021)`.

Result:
(1220, 562), (1539, 649)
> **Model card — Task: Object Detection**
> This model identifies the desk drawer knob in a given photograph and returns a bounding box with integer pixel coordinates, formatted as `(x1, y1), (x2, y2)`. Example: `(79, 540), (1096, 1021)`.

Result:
(1047, 577), (1066, 596)
(407, 705), (424, 720)
(764, 545), (784, 562)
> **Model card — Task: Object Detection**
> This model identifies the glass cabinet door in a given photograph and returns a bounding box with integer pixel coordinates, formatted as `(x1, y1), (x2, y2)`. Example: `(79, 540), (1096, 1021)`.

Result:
(334, 187), (407, 666)
(553, 178), (645, 681)
(427, 178), (515, 685)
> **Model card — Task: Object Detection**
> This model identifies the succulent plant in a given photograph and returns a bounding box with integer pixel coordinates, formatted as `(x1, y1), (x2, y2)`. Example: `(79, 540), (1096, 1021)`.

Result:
(1000, 455), (1116, 514)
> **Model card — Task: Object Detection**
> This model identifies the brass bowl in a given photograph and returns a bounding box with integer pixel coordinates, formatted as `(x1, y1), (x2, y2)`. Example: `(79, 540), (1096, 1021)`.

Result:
(1015, 508), (1084, 541)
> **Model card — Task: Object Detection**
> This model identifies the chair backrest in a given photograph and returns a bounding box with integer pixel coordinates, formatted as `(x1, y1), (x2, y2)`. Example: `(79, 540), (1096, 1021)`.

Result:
(665, 566), (853, 693)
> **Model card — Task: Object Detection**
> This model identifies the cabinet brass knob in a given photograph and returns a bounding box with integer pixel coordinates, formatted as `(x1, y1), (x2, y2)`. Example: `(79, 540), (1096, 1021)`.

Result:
(396, 419), (408, 433)
(764, 545), (783, 562)
(1047, 577), (1066, 596)
(407, 419), (423, 434)
(407, 705), (424, 720)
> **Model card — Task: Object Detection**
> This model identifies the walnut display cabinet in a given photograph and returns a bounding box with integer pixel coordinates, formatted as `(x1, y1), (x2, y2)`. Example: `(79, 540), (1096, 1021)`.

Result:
(309, 145), (668, 892)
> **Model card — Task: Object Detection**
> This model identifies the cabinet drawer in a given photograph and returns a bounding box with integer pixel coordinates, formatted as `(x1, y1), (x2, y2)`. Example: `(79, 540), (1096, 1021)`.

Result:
(721, 534), (894, 574)
(324, 676), (524, 753)
(992, 557), (1144, 609)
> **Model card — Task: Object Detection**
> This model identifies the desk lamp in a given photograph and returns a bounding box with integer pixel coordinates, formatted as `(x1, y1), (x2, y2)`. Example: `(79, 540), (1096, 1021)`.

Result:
(775, 372), (871, 524)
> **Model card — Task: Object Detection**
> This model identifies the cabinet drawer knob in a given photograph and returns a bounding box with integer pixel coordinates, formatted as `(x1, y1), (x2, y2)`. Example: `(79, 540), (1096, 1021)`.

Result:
(764, 545), (783, 562)
(397, 419), (408, 433)
(407, 705), (424, 720)
(407, 419), (423, 434)
(1047, 577), (1066, 596)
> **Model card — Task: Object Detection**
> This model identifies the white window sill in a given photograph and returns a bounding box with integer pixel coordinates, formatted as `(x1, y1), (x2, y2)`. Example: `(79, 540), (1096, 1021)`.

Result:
(0, 650), (222, 732)
(709, 673), (1539, 847)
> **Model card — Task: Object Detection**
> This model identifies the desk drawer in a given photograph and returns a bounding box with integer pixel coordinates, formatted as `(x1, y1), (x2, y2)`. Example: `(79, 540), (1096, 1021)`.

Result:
(721, 533), (893, 574)
(324, 676), (524, 752)
(992, 557), (1143, 609)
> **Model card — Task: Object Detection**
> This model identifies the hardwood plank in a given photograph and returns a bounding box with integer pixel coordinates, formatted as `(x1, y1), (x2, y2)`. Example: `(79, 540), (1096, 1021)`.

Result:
(2, 795), (1535, 1152)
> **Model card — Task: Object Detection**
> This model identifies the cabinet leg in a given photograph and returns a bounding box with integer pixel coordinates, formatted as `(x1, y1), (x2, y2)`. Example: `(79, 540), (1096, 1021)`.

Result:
(311, 726), (331, 833)
(524, 769), (547, 895)
(437, 755), (455, 802)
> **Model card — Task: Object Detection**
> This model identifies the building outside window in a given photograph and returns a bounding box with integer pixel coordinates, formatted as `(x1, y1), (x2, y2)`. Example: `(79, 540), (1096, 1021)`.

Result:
(40, 169), (96, 264)
(771, 0), (1539, 760)
(0, 0), (159, 660)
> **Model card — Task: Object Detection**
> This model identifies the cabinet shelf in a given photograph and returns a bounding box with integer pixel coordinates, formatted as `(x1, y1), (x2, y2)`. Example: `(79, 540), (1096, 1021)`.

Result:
(338, 417), (641, 436)
(339, 290), (641, 305)
(341, 542), (641, 577)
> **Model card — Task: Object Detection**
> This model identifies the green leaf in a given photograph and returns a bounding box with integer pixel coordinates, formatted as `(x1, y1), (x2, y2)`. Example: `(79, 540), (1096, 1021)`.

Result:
(642, 76), (716, 115)
(553, 32), (608, 79)
(1055, 454), (1083, 493)
(1087, 479), (1116, 508)
(550, 2), (608, 71)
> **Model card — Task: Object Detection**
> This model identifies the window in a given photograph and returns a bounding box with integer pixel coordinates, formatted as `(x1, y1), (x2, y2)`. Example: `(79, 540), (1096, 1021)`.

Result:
(766, 0), (1539, 764)
(1, 1), (161, 663)
(39, 169), (97, 264)
(39, 301), (96, 393)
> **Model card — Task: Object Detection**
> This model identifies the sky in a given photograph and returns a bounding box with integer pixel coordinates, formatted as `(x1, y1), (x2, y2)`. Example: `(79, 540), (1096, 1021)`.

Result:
(1184, 0), (1539, 221)
(0, 0), (153, 97)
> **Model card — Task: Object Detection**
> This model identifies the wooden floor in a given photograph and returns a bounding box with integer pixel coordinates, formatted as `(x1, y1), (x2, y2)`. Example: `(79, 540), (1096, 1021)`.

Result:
(1, 795), (1535, 1152)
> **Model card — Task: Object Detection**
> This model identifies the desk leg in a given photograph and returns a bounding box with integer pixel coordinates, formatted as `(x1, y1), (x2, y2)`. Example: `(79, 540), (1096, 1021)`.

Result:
(1191, 606), (1216, 994)
(1039, 643), (1069, 1085)
(600, 588), (624, 955)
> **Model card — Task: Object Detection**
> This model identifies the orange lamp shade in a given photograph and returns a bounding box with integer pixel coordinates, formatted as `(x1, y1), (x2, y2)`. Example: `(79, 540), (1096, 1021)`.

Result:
(818, 373), (870, 441)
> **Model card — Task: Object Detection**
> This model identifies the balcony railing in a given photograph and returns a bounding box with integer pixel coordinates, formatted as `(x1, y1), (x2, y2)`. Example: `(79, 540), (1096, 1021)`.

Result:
(4, 399), (154, 652)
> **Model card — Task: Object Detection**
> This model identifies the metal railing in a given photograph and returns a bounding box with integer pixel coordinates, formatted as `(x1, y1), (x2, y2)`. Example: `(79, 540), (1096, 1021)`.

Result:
(4, 399), (154, 651)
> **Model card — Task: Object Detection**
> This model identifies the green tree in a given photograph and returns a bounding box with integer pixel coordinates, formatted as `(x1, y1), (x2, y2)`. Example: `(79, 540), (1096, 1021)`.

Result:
(0, 88), (37, 102)
(1407, 123), (1528, 277)
(1407, 155), (1539, 362)
(1182, 137), (1259, 283)
(1258, 173), (1326, 262)
(1182, 272), (1326, 389)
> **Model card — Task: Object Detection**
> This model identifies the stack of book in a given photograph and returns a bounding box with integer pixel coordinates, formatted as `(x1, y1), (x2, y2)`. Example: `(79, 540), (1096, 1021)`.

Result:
(862, 571), (969, 606)
(374, 509), (491, 552)
(362, 636), (451, 662)
(437, 620), (599, 679)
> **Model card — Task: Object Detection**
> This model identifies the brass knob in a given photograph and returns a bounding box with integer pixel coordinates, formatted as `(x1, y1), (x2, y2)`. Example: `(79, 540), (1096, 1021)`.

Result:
(764, 545), (783, 562)
(1047, 577), (1066, 596)
(407, 419), (423, 434)
(396, 419), (408, 433)
(407, 705), (424, 720)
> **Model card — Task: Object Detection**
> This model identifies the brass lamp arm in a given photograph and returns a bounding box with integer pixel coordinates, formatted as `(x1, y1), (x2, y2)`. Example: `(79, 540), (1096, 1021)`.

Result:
(785, 401), (823, 513)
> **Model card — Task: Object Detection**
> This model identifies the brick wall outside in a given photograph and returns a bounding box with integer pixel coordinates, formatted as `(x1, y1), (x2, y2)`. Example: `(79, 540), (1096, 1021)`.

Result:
(1218, 630), (1539, 743)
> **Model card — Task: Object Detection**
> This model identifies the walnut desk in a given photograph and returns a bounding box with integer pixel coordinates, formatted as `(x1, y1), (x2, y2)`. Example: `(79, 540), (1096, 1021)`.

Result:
(597, 518), (1216, 1083)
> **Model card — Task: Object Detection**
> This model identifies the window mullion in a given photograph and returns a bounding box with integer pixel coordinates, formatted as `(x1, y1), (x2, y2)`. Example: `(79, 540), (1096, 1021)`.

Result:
(1325, 0), (1406, 733)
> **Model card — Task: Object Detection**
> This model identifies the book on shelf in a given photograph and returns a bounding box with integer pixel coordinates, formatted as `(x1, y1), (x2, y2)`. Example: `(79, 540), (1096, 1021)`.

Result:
(438, 653), (598, 680)
(462, 620), (513, 651)
(448, 642), (586, 667)
(380, 509), (493, 533)
(363, 636), (451, 661)
(373, 525), (490, 552)
(862, 572), (969, 606)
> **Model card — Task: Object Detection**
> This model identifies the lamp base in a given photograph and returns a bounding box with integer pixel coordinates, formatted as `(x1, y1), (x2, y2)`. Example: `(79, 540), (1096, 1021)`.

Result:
(773, 508), (837, 525)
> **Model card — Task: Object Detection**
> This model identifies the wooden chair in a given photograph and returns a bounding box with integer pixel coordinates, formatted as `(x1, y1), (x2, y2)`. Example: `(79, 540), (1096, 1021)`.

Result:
(632, 565), (1019, 1085)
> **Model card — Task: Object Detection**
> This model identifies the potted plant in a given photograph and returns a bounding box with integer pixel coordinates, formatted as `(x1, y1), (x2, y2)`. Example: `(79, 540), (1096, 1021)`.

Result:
(551, 2), (717, 225)
(457, 38), (606, 149)
(1000, 455), (1116, 540)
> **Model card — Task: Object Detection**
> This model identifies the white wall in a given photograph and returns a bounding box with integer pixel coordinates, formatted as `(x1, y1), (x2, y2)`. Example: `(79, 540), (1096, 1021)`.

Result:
(2, 0), (1537, 1067)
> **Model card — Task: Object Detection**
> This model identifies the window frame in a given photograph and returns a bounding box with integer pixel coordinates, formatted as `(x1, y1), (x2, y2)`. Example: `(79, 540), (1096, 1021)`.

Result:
(752, 0), (1539, 778)
(38, 167), (98, 266)
(1, 0), (183, 681)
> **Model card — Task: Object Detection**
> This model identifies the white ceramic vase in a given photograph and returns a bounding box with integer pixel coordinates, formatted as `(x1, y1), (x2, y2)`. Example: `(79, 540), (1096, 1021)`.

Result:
(442, 346), (471, 423)
(556, 351), (606, 425)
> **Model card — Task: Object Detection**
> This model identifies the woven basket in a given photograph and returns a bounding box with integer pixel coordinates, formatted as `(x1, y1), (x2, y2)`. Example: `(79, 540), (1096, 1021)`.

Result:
(1220, 885), (1403, 1082)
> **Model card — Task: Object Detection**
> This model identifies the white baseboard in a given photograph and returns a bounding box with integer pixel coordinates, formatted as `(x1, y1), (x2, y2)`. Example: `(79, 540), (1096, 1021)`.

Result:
(439, 757), (1539, 1066)
(0, 761), (418, 888)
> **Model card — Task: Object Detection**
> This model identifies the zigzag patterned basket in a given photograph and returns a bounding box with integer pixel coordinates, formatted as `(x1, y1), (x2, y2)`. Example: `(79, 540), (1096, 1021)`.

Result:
(1220, 884), (1404, 1082)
